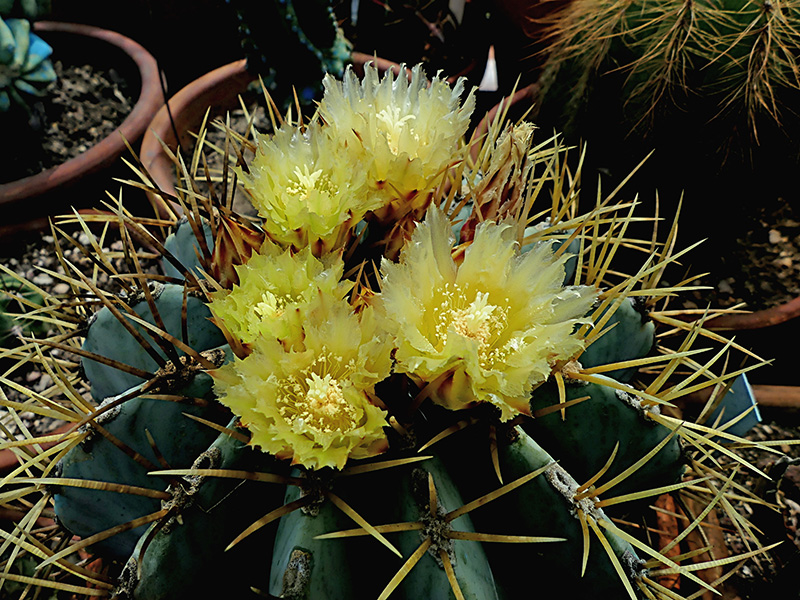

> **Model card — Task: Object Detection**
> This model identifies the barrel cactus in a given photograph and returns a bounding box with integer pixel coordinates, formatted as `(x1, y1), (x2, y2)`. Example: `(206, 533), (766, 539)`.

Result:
(0, 62), (784, 599)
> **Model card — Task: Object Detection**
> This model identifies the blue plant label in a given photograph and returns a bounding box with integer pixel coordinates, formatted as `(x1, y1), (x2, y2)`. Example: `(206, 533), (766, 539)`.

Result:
(704, 373), (761, 438)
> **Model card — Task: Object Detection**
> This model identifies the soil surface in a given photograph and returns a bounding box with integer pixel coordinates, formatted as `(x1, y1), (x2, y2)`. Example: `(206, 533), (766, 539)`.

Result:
(681, 200), (800, 313)
(2, 59), (133, 183)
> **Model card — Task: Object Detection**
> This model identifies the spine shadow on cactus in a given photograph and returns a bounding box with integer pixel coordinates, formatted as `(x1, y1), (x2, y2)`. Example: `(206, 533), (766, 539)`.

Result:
(116, 419), (291, 600)
(52, 348), (234, 560)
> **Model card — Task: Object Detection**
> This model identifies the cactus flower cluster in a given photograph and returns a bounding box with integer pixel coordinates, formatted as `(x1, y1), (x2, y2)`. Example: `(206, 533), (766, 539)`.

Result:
(0, 61), (786, 600)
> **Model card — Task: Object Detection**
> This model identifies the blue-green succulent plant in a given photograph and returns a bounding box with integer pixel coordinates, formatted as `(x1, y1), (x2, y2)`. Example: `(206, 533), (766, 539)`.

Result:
(0, 16), (55, 112)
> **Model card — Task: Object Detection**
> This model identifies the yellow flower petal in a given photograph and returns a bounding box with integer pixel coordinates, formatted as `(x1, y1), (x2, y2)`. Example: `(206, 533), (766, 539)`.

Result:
(319, 62), (475, 219)
(209, 240), (353, 351)
(375, 206), (598, 421)
(237, 121), (380, 254)
(212, 297), (392, 470)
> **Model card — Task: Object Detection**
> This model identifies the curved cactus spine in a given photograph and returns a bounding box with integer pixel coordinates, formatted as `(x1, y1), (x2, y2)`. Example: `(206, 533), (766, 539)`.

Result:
(81, 282), (227, 401)
(385, 456), (500, 600)
(52, 347), (233, 559)
(268, 474), (376, 599)
(490, 428), (646, 598)
(0, 270), (47, 352)
(431, 422), (646, 598)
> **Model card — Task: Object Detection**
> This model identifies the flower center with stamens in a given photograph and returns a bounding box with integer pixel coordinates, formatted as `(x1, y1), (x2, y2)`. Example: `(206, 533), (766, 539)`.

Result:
(253, 290), (287, 320)
(279, 356), (360, 434)
(286, 166), (339, 209)
(376, 106), (418, 155)
(432, 285), (509, 366)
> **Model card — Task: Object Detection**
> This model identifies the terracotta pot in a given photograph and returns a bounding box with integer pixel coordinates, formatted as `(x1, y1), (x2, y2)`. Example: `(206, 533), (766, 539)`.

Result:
(0, 422), (72, 474)
(0, 21), (163, 244)
(139, 58), (253, 214)
(138, 54), (417, 217)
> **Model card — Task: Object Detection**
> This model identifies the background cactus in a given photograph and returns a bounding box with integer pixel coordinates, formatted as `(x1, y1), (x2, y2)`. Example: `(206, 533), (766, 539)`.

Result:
(0, 14), (55, 112)
(224, 0), (352, 106)
(0, 0), (51, 20)
(530, 0), (800, 243)
(0, 64), (786, 600)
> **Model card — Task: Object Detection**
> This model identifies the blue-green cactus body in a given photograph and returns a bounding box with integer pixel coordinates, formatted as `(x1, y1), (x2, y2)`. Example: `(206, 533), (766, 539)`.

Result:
(526, 375), (685, 499)
(460, 426), (643, 598)
(579, 297), (655, 382)
(122, 422), (287, 600)
(431, 422), (644, 598)
(53, 350), (231, 559)
(268, 475), (371, 599)
(81, 283), (226, 402)
(161, 217), (214, 281)
(389, 456), (499, 600)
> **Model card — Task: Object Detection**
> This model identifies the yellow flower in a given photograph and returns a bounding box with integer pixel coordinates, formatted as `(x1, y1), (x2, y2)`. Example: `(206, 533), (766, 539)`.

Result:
(375, 206), (598, 421)
(212, 297), (392, 470)
(237, 121), (380, 254)
(318, 62), (475, 220)
(208, 240), (353, 351)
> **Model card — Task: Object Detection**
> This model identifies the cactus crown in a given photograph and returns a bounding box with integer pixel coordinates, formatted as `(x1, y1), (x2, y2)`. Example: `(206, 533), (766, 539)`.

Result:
(0, 62), (788, 600)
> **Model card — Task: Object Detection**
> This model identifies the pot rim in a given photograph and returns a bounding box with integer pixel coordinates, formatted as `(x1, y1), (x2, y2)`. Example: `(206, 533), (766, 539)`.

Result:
(139, 54), (408, 218)
(0, 21), (163, 205)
